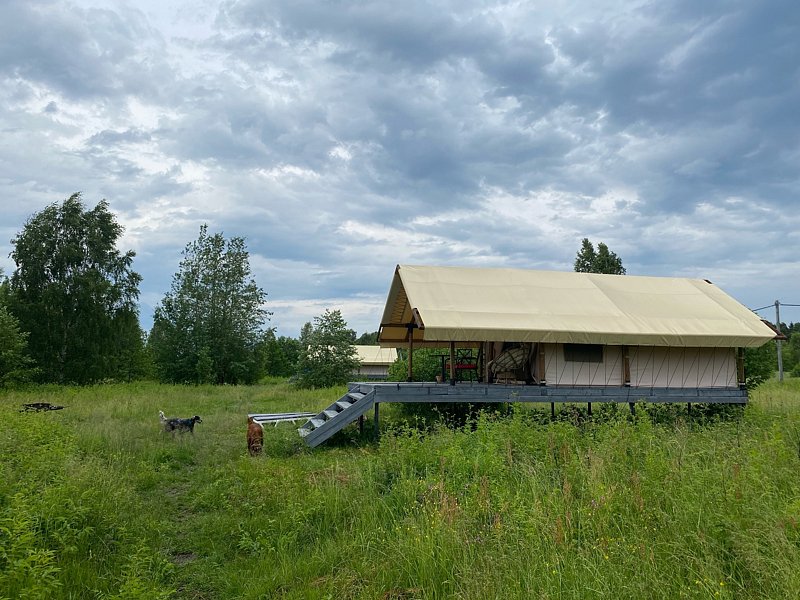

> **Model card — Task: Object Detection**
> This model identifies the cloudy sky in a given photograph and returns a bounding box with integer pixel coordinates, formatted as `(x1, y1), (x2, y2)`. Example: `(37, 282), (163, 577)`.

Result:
(1, 0), (798, 337)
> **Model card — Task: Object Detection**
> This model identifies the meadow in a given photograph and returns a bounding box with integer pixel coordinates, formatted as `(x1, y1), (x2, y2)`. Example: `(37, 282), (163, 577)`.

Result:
(2, 379), (800, 599)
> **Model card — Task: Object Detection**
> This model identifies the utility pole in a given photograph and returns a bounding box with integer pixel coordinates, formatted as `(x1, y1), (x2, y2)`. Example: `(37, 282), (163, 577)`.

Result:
(776, 300), (784, 382)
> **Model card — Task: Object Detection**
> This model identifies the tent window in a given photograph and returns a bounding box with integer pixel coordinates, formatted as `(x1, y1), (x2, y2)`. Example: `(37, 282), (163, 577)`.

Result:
(564, 344), (603, 363)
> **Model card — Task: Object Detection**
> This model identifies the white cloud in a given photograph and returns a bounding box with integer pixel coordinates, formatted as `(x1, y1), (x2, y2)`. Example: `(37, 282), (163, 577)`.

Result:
(1, 0), (799, 335)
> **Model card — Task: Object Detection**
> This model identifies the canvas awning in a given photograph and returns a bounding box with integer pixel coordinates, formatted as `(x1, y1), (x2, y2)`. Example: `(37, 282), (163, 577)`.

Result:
(378, 265), (776, 348)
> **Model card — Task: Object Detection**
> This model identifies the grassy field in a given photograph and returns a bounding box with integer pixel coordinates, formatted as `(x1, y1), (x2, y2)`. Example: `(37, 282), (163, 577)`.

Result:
(2, 379), (800, 599)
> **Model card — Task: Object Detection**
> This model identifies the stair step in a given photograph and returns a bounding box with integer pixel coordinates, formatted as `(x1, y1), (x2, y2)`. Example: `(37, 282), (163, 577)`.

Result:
(298, 427), (311, 437)
(310, 418), (326, 429)
(335, 401), (352, 410)
(347, 392), (366, 402)
(323, 409), (339, 419)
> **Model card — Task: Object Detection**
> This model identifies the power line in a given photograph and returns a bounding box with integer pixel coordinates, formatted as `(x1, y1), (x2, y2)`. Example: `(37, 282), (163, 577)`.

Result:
(751, 305), (773, 313)
(751, 302), (800, 313)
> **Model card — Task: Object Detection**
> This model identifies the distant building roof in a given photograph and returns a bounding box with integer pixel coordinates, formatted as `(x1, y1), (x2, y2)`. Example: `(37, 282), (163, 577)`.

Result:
(378, 264), (776, 348)
(355, 345), (398, 366)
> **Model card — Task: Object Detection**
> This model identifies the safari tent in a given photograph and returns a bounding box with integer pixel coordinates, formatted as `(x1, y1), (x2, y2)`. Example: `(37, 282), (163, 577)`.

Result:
(377, 264), (776, 389)
(354, 345), (397, 380)
(298, 264), (778, 447)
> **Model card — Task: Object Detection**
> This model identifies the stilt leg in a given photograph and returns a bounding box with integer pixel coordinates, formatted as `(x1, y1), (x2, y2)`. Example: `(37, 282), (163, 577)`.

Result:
(374, 402), (380, 438)
(551, 402), (555, 419)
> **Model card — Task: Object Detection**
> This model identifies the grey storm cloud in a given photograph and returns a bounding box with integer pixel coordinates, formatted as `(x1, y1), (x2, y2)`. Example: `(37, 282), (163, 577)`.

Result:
(0, 0), (798, 335)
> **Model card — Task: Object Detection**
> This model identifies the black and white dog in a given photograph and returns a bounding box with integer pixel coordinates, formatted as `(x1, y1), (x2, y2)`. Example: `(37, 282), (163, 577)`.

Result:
(159, 410), (202, 435)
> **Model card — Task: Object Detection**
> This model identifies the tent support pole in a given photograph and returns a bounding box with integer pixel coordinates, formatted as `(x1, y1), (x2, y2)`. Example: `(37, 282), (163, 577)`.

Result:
(449, 342), (456, 385)
(407, 326), (414, 382)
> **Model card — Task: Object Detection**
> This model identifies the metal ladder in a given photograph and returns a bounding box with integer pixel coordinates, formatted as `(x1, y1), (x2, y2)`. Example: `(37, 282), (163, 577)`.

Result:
(298, 386), (376, 447)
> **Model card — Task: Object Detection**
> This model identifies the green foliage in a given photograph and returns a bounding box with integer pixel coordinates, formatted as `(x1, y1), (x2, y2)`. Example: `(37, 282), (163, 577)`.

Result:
(3, 380), (800, 598)
(387, 347), (442, 382)
(745, 342), (777, 388)
(355, 331), (379, 345)
(149, 225), (270, 384)
(295, 309), (359, 388)
(7, 193), (144, 384)
(0, 304), (37, 386)
(262, 330), (301, 377)
(574, 237), (626, 275)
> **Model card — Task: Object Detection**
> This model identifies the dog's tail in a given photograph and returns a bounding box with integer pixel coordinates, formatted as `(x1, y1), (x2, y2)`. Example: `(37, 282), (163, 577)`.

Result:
(159, 410), (166, 423)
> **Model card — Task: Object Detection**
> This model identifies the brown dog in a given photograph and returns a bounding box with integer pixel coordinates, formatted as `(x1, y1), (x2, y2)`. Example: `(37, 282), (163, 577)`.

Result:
(247, 417), (264, 456)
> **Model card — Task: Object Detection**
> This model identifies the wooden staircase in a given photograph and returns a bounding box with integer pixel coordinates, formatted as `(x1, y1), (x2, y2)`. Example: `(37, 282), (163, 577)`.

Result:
(298, 386), (375, 447)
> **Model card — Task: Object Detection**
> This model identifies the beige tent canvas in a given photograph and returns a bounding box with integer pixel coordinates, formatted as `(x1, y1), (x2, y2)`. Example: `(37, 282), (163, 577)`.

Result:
(378, 265), (777, 388)
(354, 345), (398, 380)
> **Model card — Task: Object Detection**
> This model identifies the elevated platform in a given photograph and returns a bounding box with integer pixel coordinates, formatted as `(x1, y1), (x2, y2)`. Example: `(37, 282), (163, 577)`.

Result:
(298, 381), (747, 447)
(348, 381), (748, 404)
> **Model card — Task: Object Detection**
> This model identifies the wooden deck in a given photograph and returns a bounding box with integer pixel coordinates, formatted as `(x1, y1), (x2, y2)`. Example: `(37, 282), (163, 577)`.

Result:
(347, 381), (748, 404)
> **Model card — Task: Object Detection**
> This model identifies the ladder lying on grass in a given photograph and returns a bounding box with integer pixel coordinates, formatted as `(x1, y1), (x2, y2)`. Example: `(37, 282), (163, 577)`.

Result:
(249, 412), (316, 427)
(298, 386), (376, 447)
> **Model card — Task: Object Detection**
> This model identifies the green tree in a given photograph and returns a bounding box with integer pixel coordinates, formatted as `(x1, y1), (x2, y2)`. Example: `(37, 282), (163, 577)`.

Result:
(150, 225), (270, 384)
(355, 331), (379, 345)
(744, 342), (776, 389)
(262, 330), (301, 377)
(295, 309), (359, 388)
(387, 347), (442, 382)
(8, 193), (143, 383)
(0, 270), (37, 386)
(574, 238), (626, 275)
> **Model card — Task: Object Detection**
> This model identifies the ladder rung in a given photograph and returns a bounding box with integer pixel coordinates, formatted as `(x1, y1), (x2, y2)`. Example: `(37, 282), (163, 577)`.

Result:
(310, 418), (325, 428)
(323, 409), (338, 419)
(347, 392), (366, 402)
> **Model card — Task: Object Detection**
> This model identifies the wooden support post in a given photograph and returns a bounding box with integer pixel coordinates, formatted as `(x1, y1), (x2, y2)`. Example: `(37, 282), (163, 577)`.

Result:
(736, 348), (745, 388)
(551, 402), (555, 419)
(407, 326), (414, 382)
(623, 345), (631, 387)
(687, 402), (691, 416)
(538, 344), (547, 385)
(449, 341), (456, 386)
(358, 414), (364, 435)
(629, 402), (635, 416)
(374, 402), (380, 438)
(484, 341), (492, 384)
(588, 402), (592, 417)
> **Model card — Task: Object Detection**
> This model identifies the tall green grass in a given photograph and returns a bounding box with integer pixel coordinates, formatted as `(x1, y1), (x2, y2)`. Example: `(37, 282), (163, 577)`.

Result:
(1, 379), (800, 598)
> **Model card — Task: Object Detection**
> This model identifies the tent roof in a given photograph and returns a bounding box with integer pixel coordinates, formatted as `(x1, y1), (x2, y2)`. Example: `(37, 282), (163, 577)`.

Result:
(378, 265), (776, 348)
(355, 345), (398, 365)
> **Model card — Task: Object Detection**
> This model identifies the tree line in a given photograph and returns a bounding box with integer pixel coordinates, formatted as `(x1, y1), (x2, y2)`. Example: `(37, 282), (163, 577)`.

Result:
(0, 194), (362, 388)
(0, 196), (790, 388)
